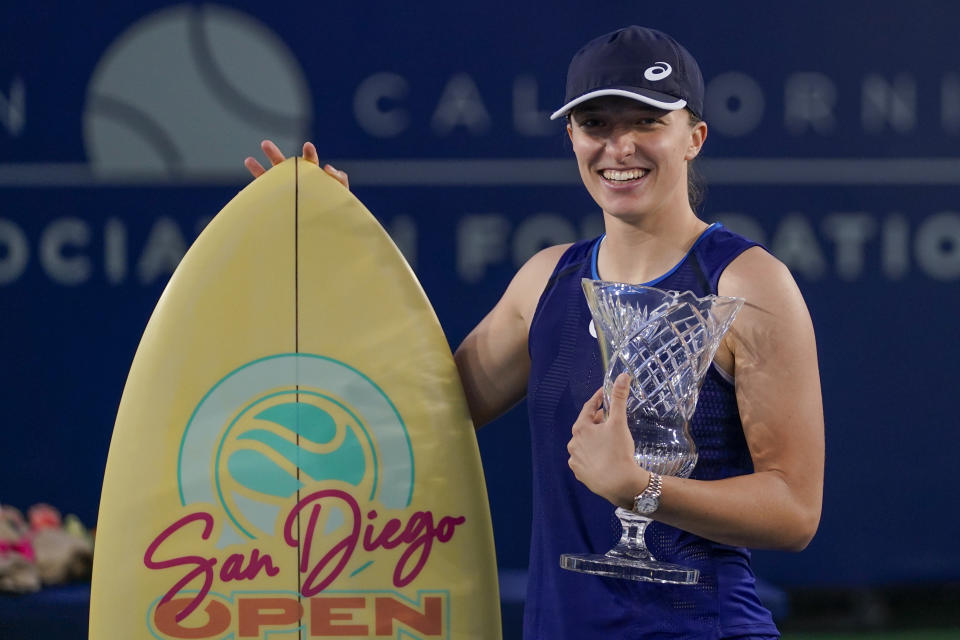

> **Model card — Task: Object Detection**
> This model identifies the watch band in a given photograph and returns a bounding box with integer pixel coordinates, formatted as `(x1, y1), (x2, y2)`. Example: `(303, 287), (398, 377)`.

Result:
(632, 472), (662, 515)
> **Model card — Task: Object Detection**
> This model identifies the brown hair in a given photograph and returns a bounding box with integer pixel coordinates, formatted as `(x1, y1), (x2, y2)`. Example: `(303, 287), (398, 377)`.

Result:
(686, 110), (707, 210)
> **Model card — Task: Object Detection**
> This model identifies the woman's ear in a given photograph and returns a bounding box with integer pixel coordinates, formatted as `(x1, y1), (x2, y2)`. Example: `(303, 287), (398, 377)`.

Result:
(686, 120), (708, 161)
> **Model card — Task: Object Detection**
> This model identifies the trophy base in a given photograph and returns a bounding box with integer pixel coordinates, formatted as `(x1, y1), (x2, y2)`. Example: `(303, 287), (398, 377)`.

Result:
(560, 552), (699, 585)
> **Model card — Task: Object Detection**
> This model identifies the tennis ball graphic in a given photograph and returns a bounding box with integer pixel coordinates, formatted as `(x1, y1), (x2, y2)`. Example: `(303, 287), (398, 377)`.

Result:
(178, 355), (415, 548)
(84, 4), (311, 178)
(219, 397), (369, 540)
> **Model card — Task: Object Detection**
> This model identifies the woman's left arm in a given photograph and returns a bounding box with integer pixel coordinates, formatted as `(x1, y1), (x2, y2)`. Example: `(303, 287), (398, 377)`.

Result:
(567, 247), (824, 551)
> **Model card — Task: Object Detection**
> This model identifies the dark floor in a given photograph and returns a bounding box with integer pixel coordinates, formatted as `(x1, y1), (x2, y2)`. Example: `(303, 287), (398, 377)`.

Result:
(781, 584), (960, 634)
(1, 582), (959, 639)
(499, 584), (960, 639)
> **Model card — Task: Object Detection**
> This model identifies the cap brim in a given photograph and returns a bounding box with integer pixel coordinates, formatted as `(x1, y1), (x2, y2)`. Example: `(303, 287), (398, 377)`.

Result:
(549, 88), (687, 120)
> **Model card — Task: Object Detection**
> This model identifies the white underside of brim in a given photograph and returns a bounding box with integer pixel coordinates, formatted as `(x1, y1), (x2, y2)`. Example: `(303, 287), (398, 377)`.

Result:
(549, 89), (687, 120)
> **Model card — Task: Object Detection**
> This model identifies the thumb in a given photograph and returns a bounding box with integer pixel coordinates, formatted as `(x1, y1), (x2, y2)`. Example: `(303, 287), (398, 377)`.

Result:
(608, 372), (631, 421)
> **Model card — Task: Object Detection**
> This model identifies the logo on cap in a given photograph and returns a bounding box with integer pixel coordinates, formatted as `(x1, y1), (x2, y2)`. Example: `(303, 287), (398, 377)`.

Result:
(644, 62), (672, 82)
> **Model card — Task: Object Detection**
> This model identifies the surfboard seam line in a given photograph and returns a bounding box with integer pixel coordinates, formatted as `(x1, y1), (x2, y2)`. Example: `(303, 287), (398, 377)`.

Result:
(294, 156), (303, 638)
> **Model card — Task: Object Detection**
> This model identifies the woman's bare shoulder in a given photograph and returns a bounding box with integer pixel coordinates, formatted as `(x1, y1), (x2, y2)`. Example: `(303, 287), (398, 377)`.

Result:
(506, 243), (574, 323)
(719, 246), (801, 303)
(718, 245), (817, 377)
(518, 243), (574, 280)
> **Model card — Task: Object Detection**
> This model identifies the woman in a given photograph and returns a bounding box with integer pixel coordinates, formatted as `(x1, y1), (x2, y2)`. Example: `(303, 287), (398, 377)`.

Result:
(247, 25), (823, 640)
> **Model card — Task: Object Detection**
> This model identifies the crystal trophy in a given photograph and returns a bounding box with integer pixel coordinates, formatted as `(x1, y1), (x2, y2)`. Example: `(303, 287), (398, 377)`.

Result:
(560, 280), (745, 584)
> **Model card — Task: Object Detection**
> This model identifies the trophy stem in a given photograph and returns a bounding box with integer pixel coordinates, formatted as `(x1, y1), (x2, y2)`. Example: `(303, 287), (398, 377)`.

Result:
(560, 508), (700, 584)
(608, 508), (655, 560)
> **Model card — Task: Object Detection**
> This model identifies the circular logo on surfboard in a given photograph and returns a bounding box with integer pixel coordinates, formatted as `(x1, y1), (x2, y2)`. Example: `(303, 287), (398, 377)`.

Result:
(177, 354), (413, 547)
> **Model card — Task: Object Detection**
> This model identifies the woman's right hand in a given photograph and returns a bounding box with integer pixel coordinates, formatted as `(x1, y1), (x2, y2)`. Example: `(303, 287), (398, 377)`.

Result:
(244, 140), (349, 190)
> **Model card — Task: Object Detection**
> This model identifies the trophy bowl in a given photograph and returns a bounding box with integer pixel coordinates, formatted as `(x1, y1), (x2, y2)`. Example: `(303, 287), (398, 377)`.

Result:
(560, 280), (744, 584)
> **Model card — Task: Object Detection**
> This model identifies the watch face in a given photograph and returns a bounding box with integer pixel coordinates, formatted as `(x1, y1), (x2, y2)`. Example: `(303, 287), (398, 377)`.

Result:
(634, 496), (658, 514)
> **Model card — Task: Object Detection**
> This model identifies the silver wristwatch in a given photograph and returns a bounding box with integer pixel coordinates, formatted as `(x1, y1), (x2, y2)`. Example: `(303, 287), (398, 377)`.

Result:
(632, 473), (662, 515)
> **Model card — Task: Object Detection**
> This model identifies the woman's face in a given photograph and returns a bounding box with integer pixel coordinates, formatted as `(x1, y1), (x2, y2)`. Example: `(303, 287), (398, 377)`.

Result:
(567, 97), (706, 221)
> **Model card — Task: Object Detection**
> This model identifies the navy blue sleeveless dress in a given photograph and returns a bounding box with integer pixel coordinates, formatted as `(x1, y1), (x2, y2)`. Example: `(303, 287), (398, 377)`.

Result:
(524, 223), (779, 639)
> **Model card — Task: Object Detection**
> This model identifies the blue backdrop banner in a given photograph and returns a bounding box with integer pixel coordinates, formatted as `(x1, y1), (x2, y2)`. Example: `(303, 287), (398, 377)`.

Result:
(2, 0), (958, 591)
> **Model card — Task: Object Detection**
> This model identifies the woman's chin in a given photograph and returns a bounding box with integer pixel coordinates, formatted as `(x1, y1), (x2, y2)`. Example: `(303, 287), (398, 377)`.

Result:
(600, 201), (653, 221)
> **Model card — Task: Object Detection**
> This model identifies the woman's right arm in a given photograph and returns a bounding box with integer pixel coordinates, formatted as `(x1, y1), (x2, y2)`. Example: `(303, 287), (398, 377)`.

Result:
(454, 244), (569, 428)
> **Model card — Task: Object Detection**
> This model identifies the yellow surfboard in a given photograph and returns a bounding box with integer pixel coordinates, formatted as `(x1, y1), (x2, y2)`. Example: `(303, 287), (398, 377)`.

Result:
(90, 158), (501, 639)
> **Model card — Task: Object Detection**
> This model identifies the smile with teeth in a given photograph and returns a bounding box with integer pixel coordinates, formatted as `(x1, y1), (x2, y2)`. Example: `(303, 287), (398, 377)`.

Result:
(601, 168), (648, 182)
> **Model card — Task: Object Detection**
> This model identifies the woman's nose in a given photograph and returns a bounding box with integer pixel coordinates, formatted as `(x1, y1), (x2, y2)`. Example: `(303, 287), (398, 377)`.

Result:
(606, 129), (637, 160)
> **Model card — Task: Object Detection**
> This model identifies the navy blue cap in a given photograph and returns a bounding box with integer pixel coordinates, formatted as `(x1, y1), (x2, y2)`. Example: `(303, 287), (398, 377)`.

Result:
(550, 26), (705, 120)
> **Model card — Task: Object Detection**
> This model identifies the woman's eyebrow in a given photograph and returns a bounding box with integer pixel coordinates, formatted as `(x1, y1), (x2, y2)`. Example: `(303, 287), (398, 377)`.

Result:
(573, 104), (673, 120)
(631, 107), (670, 117)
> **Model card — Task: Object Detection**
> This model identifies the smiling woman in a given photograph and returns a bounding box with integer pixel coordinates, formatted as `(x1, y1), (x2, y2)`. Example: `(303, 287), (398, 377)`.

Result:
(459, 26), (821, 640)
(565, 99), (706, 227)
(246, 24), (824, 640)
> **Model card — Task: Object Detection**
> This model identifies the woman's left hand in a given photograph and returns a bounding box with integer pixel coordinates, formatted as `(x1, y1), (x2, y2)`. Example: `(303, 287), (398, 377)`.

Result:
(567, 373), (649, 509)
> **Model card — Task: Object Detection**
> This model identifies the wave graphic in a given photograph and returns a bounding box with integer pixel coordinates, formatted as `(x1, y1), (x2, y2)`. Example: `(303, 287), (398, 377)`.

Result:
(227, 401), (366, 499)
